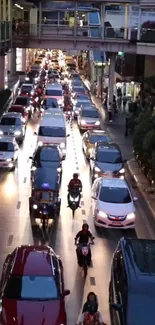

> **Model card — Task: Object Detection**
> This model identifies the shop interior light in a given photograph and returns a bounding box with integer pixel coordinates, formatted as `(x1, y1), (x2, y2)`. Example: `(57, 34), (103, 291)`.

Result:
(15, 3), (23, 9)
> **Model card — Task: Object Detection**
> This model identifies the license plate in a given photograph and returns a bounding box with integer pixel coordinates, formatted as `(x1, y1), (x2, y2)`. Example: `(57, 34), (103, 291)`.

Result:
(111, 221), (122, 225)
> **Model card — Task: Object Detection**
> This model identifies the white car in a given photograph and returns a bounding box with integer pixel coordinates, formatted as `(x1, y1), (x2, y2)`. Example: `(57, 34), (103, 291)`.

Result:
(92, 177), (137, 229)
(0, 112), (26, 143)
(0, 136), (19, 170)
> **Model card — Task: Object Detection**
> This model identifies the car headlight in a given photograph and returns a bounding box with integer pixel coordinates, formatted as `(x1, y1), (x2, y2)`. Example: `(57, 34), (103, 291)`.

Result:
(31, 166), (36, 171)
(127, 213), (135, 219)
(97, 210), (107, 218)
(95, 121), (100, 125)
(95, 166), (101, 172)
(33, 204), (38, 210)
(14, 131), (21, 136)
(7, 158), (12, 162)
(81, 119), (86, 125)
(25, 77), (29, 81)
(38, 141), (43, 146)
(70, 196), (79, 202)
(0, 131), (3, 135)
(119, 168), (125, 174)
(57, 167), (62, 172)
(60, 142), (65, 149)
(8, 162), (14, 168)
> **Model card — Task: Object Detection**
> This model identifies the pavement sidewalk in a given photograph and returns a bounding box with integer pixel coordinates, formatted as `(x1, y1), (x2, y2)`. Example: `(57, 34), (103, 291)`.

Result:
(81, 75), (155, 219)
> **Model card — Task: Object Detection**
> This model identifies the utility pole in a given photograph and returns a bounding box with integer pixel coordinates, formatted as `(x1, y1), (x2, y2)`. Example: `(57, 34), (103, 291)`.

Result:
(101, 54), (105, 102)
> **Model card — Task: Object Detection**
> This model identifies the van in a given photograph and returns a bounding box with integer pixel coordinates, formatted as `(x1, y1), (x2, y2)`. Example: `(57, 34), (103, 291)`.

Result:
(35, 113), (68, 157)
(109, 237), (155, 325)
(45, 83), (63, 106)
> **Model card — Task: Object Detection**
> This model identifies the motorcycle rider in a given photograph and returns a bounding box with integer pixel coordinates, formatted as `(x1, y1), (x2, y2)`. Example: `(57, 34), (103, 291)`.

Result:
(77, 292), (106, 325)
(74, 223), (94, 267)
(82, 292), (98, 313)
(67, 173), (82, 206)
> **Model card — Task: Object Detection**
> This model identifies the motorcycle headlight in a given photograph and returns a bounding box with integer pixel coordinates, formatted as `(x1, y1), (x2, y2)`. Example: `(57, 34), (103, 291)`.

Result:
(119, 168), (125, 174)
(33, 204), (38, 210)
(0, 131), (3, 135)
(14, 131), (21, 136)
(95, 166), (101, 172)
(95, 120), (100, 126)
(25, 77), (29, 81)
(57, 167), (62, 172)
(60, 142), (65, 149)
(31, 166), (36, 171)
(127, 213), (135, 219)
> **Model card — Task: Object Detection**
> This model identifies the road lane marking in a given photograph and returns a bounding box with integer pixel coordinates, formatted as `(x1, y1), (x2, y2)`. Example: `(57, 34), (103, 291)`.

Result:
(82, 209), (86, 215)
(7, 234), (13, 246)
(23, 177), (27, 183)
(81, 201), (84, 206)
(90, 277), (96, 286)
(76, 167), (79, 170)
(16, 201), (21, 209)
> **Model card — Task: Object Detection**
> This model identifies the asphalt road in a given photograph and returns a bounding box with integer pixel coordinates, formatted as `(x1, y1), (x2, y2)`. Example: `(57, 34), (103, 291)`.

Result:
(0, 112), (154, 325)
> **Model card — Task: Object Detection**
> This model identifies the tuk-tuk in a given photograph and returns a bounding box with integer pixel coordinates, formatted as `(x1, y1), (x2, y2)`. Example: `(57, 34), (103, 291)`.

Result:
(29, 167), (61, 220)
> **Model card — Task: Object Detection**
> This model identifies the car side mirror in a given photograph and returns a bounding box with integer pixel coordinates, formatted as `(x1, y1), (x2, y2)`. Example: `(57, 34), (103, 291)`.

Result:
(91, 196), (97, 200)
(34, 132), (37, 135)
(133, 196), (138, 201)
(90, 157), (94, 160)
(111, 303), (122, 311)
(29, 156), (32, 159)
(63, 289), (70, 297)
(67, 134), (70, 137)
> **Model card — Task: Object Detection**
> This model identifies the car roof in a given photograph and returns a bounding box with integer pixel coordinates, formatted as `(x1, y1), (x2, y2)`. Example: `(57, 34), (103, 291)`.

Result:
(89, 130), (106, 135)
(33, 167), (59, 191)
(100, 177), (127, 188)
(2, 112), (21, 118)
(40, 114), (65, 127)
(21, 83), (33, 87)
(0, 136), (15, 143)
(82, 106), (98, 111)
(12, 245), (56, 276)
(96, 142), (119, 150)
(46, 83), (62, 90)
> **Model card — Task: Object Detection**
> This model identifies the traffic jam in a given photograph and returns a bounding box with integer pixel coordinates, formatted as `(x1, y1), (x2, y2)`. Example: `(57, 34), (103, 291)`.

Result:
(0, 49), (143, 325)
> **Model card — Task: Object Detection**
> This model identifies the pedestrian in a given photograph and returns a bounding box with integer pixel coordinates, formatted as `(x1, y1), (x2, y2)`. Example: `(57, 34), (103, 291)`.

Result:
(123, 93), (127, 111)
(108, 102), (112, 122)
(125, 112), (129, 137)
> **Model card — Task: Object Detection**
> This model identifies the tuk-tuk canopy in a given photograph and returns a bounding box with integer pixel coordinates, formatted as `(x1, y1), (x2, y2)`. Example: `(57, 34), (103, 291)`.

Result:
(32, 167), (59, 191)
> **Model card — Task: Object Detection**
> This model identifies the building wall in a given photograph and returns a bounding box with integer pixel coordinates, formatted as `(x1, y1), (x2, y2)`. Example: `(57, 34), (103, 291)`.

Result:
(144, 55), (155, 78)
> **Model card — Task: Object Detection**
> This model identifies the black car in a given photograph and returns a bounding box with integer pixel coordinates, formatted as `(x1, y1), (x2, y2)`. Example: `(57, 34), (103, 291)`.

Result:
(109, 237), (155, 325)
(14, 96), (34, 116)
(90, 142), (125, 182)
(29, 145), (63, 182)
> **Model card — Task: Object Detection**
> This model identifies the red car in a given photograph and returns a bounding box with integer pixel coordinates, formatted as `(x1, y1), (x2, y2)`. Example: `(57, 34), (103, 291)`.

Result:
(8, 105), (29, 123)
(0, 245), (70, 325)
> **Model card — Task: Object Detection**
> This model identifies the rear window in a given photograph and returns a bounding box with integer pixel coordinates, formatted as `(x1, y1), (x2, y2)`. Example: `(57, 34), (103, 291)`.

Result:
(82, 109), (99, 118)
(96, 149), (122, 163)
(37, 147), (60, 161)
(45, 90), (62, 96)
(0, 117), (21, 126)
(43, 98), (58, 107)
(21, 86), (32, 92)
(89, 134), (110, 144)
(0, 142), (14, 151)
(15, 97), (29, 106)
(39, 126), (65, 137)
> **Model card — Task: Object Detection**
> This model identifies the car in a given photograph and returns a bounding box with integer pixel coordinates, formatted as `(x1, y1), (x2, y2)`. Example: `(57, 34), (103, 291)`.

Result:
(92, 177), (137, 229)
(14, 96), (34, 116)
(0, 112), (26, 143)
(29, 144), (64, 178)
(82, 130), (112, 159)
(73, 94), (90, 105)
(42, 97), (59, 111)
(0, 136), (19, 170)
(8, 104), (29, 124)
(71, 79), (83, 87)
(18, 83), (35, 96)
(90, 142), (125, 182)
(26, 70), (39, 83)
(72, 86), (87, 97)
(0, 245), (70, 325)
(109, 237), (155, 325)
(90, 141), (126, 182)
(73, 100), (92, 118)
(78, 106), (100, 131)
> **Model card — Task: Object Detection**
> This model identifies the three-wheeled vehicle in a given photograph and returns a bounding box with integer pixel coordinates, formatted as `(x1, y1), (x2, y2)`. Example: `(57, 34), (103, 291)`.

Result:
(29, 167), (61, 227)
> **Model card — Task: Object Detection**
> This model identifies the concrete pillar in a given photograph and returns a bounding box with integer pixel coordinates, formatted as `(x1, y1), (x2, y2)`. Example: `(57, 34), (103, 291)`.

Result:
(128, 5), (132, 40)
(21, 48), (26, 71)
(124, 5), (128, 39)
(108, 53), (116, 105)
(101, 3), (105, 39)
(2, 0), (6, 21)
(10, 48), (16, 75)
(137, 8), (142, 40)
(0, 55), (5, 88)
(29, 8), (38, 36)
(7, 0), (11, 21)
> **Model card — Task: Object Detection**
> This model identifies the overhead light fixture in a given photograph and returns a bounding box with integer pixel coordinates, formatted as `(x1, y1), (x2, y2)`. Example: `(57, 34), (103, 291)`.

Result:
(15, 3), (24, 9)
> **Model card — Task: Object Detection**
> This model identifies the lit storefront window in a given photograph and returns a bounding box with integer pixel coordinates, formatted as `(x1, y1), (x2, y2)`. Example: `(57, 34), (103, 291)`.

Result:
(16, 48), (22, 71)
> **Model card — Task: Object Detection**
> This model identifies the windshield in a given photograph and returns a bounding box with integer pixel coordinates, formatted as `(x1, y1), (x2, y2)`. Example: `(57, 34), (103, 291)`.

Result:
(0, 142), (14, 151)
(43, 98), (58, 107)
(15, 97), (29, 106)
(45, 90), (62, 96)
(99, 186), (132, 203)
(97, 149), (122, 163)
(39, 126), (65, 137)
(4, 275), (59, 300)
(90, 135), (110, 144)
(82, 110), (99, 118)
(0, 117), (21, 126)
(36, 148), (60, 162)
(21, 86), (32, 92)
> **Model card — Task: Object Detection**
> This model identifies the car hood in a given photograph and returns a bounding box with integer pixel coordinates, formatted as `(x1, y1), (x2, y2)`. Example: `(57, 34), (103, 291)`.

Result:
(36, 161), (61, 168)
(0, 151), (14, 160)
(0, 125), (21, 133)
(1, 298), (62, 325)
(81, 117), (99, 123)
(97, 201), (135, 216)
(95, 161), (123, 172)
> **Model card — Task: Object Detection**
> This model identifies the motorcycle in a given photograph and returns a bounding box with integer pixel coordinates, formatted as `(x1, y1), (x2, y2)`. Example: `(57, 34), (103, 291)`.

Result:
(68, 188), (81, 217)
(65, 110), (73, 123)
(39, 204), (48, 229)
(75, 241), (94, 277)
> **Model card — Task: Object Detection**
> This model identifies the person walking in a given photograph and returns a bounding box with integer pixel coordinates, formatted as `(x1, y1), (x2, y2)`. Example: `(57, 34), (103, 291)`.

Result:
(108, 102), (112, 122)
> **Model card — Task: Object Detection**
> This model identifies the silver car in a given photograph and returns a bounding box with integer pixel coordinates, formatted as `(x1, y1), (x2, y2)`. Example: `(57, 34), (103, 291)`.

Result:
(0, 112), (26, 143)
(0, 136), (19, 170)
(78, 106), (101, 131)
(74, 100), (92, 118)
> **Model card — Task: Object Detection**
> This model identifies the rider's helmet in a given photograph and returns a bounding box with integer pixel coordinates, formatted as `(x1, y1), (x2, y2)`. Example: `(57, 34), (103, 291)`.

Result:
(73, 173), (78, 180)
(82, 223), (89, 232)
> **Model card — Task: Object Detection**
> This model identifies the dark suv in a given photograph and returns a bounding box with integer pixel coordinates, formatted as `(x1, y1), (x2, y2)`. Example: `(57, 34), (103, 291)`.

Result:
(90, 142), (125, 182)
(109, 237), (155, 325)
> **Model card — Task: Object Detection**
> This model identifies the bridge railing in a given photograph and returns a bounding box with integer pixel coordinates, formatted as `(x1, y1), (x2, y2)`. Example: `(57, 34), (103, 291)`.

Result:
(2, 22), (155, 44)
